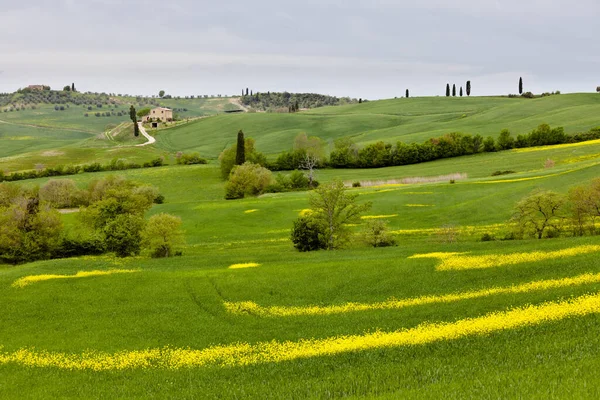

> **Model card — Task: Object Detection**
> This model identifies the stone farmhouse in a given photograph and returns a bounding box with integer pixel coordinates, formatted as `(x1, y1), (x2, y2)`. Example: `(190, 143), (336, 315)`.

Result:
(143, 107), (173, 126)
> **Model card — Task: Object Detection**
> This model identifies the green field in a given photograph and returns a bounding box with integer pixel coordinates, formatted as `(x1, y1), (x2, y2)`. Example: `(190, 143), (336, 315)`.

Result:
(154, 93), (600, 159)
(2, 94), (600, 398)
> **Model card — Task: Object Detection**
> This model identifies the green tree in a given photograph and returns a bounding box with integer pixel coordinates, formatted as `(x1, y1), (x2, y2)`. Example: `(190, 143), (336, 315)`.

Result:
(142, 213), (185, 257)
(219, 137), (267, 180)
(452, 84), (456, 97)
(236, 130), (246, 165)
(459, 87), (463, 97)
(291, 215), (326, 252)
(519, 77), (523, 95)
(0, 192), (63, 264)
(103, 214), (146, 257)
(71, 83), (76, 92)
(129, 105), (139, 137)
(63, 85), (71, 92)
(225, 163), (273, 199)
(406, 89), (409, 98)
(137, 108), (151, 118)
(446, 84), (450, 97)
(159, 90), (165, 98)
(496, 129), (515, 150)
(466, 81), (471, 96)
(308, 180), (372, 250)
(483, 136), (496, 152)
(513, 190), (564, 239)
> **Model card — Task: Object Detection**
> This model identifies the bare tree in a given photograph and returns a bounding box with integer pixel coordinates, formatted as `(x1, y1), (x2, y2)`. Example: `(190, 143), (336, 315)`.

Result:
(513, 190), (565, 239)
(294, 133), (324, 187)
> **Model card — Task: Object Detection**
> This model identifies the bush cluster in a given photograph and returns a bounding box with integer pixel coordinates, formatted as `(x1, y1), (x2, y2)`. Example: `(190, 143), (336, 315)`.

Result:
(0, 157), (167, 183)
(0, 176), (181, 264)
(175, 152), (207, 165)
(240, 91), (358, 111)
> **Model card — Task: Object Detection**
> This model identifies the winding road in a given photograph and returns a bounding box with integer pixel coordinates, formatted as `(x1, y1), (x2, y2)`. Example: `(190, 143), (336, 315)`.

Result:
(136, 122), (156, 147)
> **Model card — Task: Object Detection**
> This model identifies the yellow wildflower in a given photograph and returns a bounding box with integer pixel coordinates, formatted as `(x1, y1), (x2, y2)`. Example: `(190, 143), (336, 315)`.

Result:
(12, 270), (140, 289)
(224, 272), (600, 317)
(409, 245), (600, 271)
(361, 215), (398, 220)
(2, 293), (600, 370)
(244, 209), (258, 214)
(228, 263), (260, 269)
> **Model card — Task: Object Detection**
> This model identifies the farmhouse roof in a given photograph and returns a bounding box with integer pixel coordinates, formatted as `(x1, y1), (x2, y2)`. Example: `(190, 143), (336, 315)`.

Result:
(154, 107), (172, 111)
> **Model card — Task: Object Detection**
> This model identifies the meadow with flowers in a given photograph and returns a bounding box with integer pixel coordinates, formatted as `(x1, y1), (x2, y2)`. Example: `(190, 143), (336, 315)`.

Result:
(2, 95), (600, 398)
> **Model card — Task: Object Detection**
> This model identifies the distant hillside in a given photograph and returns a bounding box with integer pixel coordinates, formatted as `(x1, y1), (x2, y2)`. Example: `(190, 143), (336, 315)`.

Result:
(155, 93), (600, 159)
(240, 92), (358, 111)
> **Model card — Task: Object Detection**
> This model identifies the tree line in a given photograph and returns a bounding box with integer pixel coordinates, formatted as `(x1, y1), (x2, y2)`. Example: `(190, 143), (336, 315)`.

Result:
(240, 91), (359, 111)
(273, 125), (600, 170)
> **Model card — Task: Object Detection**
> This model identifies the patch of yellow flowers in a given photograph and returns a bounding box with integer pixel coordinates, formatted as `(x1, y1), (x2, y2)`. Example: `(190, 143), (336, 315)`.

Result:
(410, 245), (600, 271)
(361, 214), (398, 220)
(228, 263), (260, 269)
(244, 209), (258, 214)
(11, 270), (140, 289)
(223, 272), (600, 317)
(1, 293), (600, 370)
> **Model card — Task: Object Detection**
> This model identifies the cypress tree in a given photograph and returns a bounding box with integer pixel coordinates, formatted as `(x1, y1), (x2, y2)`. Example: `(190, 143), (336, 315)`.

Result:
(129, 105), (139, 137)
(406, 89), (409, 98)
(71, 83), (76, 92)
(519, 77), (523, 95)
(246, 88), (249, 96)
(446, 84), (450, 97)
(452, 84), (456, 97)
(460, 87), (463, 97)
(235, 130), (245, 165)
(466, 81), (471, 96)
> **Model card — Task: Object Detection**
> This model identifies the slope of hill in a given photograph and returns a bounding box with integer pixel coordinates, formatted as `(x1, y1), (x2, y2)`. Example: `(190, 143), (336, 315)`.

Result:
(154, 93), (600, 159)
(2, 143), (600, 398)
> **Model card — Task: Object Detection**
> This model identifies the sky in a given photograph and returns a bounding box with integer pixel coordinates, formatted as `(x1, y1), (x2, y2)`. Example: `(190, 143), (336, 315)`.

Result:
(0, 0), (598, 99)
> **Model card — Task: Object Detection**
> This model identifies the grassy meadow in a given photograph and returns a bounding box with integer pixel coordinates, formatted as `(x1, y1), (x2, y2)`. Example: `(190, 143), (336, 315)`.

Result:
(1, 94), (600, 398)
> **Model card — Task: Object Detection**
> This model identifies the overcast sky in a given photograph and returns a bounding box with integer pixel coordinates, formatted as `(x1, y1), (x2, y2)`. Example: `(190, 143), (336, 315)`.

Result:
(1, 0), (598, 99)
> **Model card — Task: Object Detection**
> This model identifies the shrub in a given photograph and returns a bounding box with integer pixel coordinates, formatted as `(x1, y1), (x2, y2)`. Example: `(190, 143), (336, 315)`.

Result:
(102, 214), (146, 257)
(521, 92), (534, 98)
(224, 162), (273, 200)
(39, 179), (86, 208)
(491, 170), (516, 176)
(291, 216), (326, 252)
(142, 213), (185, 258)
(56, 234), (106, 258)
(483, 136), (496, 152)
(362, 220), (397, 247)
(289, 170), (309, 189)
(481, 233), (495, 242)
(176, 152), (207, 165)
(352, 181), (361, 188)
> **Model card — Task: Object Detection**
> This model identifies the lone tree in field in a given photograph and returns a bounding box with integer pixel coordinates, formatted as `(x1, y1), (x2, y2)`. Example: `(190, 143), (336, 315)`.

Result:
(513, 190), (564, 239)
(466, 81), (471, 96)
(129, 105), (139, 137)
(406, 89), (409, 98)
(159, 90), (165, 98)
(446, 84), (450, 97)
(460, 87), (463, 97)
(308, 180), (372, 250)
(235, 130), (246, 165)
(142, 213), (185, 257)
(295, 132), (324, 187)
(519, 77), (523, 95)
(452, 84), (456, 97)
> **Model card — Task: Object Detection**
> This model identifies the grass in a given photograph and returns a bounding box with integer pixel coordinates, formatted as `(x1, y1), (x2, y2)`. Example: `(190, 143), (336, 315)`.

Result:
(154, 93), (600, 159)
(2, 95), (600, 398)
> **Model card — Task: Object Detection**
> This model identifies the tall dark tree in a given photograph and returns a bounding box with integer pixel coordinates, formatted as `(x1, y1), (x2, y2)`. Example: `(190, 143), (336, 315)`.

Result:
(452, 84), (456, 97)
(246, 88), (249, 96)
(466, 81), (471, 96)
(295, 100), (299, 111)
(71, 83), (76, 92)
(406, 89), (409, 98)
(130, 105), (139, 137)
(460, 87), (463, 97)
(446, 84), (450, 97)
(519, 77), (523, 95)
(235, 130), (245, 165)
(250, 90), (253, 96)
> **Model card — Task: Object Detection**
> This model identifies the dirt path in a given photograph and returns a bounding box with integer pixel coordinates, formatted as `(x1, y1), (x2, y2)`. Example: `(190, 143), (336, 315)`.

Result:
(229, 98), (249, 112)
(136, 122), (156, 147)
